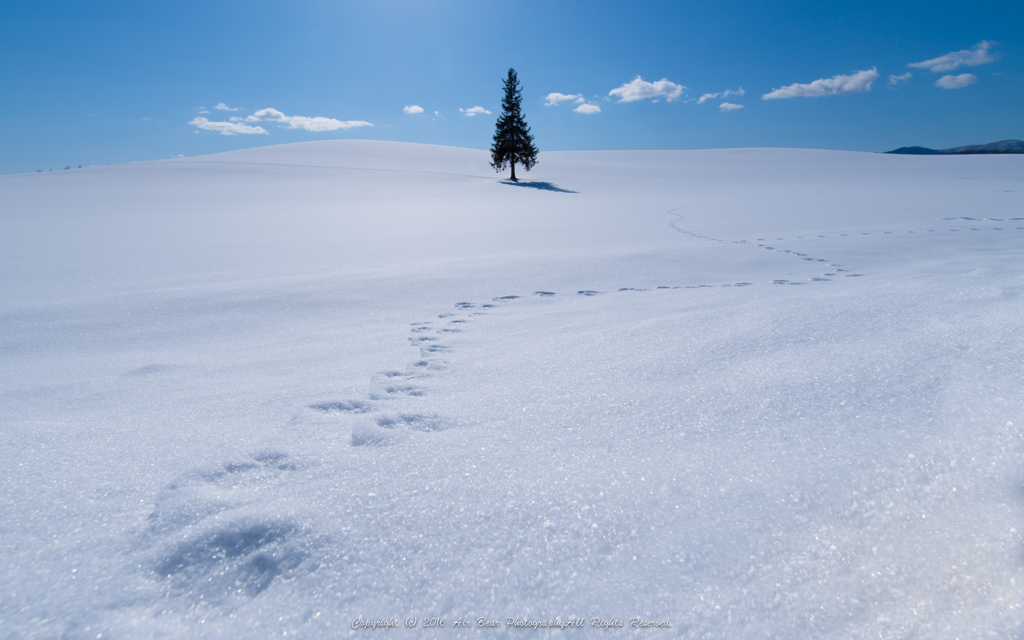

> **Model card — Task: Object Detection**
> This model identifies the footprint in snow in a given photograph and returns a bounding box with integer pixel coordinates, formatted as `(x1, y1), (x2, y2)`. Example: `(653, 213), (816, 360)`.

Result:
(369, 384), (426, 399)
(144, 451), (314, 602)
(309, 400), (374, 414)
(420, 343), (451, 355)
(351, 414), (454, 447)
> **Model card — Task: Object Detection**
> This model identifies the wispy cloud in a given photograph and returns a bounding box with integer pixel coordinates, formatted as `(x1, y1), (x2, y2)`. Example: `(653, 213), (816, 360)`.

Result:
(609, 76), (685, 103)
(460, 106), (491, 117)
(888, 72), (912, 87)
(719, 102), (744, 112)
(909, 41), (996, 73)
(762, 68), (878, 100)
(189, 117), (268, 136)
(935, 73), (978, 89)
(574, 103), (601, 114)
(214, 103), (240, 111)
(403, 105), (424, 115)
(245, 108), (372, 131)
(544, 93), (585, 106)
(698, 88), (745, 104)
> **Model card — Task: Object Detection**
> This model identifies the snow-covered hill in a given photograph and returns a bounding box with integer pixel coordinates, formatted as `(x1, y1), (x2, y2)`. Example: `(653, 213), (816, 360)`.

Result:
(2, 141), (1023, 637)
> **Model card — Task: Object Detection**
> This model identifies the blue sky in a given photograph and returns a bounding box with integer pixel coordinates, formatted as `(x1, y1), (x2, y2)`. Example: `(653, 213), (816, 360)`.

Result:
(2, 0), (1021, 174)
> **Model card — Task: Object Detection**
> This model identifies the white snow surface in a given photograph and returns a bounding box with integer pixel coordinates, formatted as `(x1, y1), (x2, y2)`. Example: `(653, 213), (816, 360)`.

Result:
(2, 141), (1023, 638)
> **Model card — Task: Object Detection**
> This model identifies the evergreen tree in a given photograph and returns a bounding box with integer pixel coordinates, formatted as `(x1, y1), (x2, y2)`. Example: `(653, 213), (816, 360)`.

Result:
(490, 68), (538, 181)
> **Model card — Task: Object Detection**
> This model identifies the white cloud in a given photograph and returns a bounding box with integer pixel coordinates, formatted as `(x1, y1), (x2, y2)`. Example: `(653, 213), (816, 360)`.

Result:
(198, 110), (210, 114)
(214, 103), (240, 111)
(762, 68), (878, 100)
(403, 105), (424, 115)
(189, 117), (268, 136)
(609, 76), (685, 103)
(544, 92), (584, 107)
(573, 103), (601, 114)
(935, 73), (978, 89)
(246, 108), (372, 132)
(888, 72), (912, 86)
(459, 106), (491, 117)
(247, 108), (289, 123)
(697, 88), (745, 104)
(719, 102), (744, 112)
(909, 41), (996, 73)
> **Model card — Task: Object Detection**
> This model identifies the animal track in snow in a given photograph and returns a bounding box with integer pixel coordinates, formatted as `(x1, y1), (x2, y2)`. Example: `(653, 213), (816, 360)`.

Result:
(351, 413), (454, 447)
(308, 205), (1024, 454)
(154, 518), (306, 599)
(143, 451), (313, 602)
(420, 343), (451, 355)
(147, 451), (299, 537)
(309, 400), (374, 414)
(666, 206), (1023, 286)
(375, 384), (426, 398)
(313, 298), (490, 448)
(375, 413), (451, 432)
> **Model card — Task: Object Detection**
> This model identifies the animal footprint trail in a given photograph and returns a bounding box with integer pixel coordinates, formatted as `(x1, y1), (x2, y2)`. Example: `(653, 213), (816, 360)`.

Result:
(669, 211), (848, 283)
(307, 220), (845, 450)
(308, 300), (494, 448)
(668, 205), (1024, 287)
(307, 203), (1024, 453)
(164, 197), (1009, 600)
(668, 206), (1024, 288)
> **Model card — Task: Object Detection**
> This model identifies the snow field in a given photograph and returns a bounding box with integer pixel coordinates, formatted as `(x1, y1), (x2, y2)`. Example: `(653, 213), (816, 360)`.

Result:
(1, 141), (1023, 637)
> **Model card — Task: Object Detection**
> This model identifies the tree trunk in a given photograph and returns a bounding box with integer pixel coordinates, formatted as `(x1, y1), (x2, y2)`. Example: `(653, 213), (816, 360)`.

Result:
(510, 161), (517, 181)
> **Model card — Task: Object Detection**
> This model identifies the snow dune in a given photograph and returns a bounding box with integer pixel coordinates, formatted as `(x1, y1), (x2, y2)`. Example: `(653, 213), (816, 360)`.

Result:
(1, 141), (1023, 637)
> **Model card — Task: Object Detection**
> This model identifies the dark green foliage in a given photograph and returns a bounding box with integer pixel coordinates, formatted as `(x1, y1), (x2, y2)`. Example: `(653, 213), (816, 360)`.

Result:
(490, 68), (538, 181)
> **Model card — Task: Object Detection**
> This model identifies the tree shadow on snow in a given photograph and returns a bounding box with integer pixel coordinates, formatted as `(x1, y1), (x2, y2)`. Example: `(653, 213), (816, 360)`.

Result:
(499, 180), (577, 193)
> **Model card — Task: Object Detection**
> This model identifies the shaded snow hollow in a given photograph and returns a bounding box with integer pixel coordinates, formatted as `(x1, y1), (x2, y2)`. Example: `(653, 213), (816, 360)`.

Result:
(2, 141), (1023, 638)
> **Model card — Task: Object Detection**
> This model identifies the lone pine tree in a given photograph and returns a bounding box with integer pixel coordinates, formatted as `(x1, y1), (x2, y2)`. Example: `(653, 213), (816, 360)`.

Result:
(490, 68), (538, 181)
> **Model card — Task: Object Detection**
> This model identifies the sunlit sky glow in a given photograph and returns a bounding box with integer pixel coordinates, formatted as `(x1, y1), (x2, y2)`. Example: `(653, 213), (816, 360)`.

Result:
(1, 0), (1021, 173)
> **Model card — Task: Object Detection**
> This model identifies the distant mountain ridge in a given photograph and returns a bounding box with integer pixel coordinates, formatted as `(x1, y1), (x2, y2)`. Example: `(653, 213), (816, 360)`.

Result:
(886, 140), (1024, 155)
